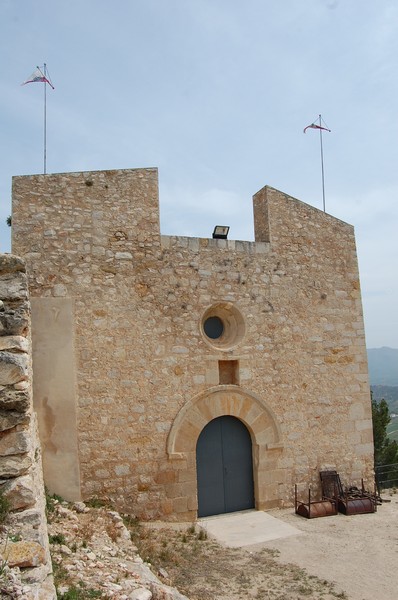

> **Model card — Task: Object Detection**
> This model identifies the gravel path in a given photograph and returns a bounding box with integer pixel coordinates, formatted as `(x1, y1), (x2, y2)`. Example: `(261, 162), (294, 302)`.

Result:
(260, 496), (398, 600)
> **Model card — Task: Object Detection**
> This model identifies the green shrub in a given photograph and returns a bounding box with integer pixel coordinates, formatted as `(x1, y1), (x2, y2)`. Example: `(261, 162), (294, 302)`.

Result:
(85, 496), (112, 509)
(45, 488), (64, 516)
(49, 533), (66, 545)
(57, 585), (102, 599)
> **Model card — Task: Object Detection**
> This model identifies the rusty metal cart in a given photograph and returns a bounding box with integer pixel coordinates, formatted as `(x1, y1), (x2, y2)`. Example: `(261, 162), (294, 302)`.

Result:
(294, 484), (338, 519)
(320, 470), (376, 515)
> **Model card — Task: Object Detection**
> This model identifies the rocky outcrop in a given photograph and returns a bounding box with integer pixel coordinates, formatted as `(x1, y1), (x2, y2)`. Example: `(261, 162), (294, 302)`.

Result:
(0, 254), (55, 599)
(48, 500), (189, 599)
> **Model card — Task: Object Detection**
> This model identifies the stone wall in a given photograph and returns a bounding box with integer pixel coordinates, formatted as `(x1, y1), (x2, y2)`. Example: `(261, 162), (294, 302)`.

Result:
(0, 254), (55, 598)
(11, 168), (374, 521)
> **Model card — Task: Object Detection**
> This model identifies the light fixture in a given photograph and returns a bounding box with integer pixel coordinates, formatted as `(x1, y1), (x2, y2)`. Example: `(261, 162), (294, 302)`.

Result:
(212, 225), (230, 239)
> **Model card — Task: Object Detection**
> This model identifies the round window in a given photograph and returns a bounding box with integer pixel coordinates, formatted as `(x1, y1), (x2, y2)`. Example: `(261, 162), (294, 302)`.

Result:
(203, 316), (224, 339)
(201, 303), (245, 350)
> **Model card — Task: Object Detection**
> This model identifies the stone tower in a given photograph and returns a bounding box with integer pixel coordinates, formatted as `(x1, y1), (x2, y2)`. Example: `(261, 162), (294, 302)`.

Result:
(12, 168), (373, 520)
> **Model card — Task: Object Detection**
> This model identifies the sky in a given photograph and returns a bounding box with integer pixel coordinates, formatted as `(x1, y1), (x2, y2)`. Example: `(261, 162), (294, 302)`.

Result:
(0, 0), (397, 349)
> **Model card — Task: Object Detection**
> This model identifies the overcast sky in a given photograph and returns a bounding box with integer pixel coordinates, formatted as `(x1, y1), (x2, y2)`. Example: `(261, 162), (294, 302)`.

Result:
(1, 0), (397, 349)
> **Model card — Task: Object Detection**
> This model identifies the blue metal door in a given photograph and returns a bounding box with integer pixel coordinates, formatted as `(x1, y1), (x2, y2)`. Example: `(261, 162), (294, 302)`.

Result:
(196, 416), (254, 517)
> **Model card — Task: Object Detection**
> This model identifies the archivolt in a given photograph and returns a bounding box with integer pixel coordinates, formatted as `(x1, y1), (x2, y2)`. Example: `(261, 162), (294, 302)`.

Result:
(167, 385), (282, 458)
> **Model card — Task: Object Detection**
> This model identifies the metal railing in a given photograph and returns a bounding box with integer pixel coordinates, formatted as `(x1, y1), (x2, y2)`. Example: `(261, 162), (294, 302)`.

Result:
(375, 462), (398, 493)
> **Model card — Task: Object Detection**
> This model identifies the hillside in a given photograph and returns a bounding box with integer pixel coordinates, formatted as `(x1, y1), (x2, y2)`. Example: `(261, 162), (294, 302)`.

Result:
(367, 347), (398, 443)
(367, 347), (398, 386)
(370, 386), (398, 443)
(370, 385), (398, 413)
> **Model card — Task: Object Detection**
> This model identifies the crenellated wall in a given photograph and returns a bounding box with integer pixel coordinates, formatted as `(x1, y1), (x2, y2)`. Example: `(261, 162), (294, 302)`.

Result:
(11, 168), (373, 521)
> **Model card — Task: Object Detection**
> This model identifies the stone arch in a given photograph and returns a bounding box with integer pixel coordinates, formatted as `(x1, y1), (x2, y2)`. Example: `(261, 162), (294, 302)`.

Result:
(167, 385), (282, 457)
(166, 385), (284, 514)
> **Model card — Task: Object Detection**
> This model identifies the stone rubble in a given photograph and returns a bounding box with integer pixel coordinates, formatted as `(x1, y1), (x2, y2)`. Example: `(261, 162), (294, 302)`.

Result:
(0, 500), (189, 598)
(45, 500), (189, 599)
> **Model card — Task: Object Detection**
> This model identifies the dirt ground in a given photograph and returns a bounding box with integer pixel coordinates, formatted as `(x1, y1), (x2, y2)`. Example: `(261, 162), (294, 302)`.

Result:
(136, 492), (398, 600)
(263, 496), (398, 600)
(44, 492), (398, 600)
(132, 520), (346, 600)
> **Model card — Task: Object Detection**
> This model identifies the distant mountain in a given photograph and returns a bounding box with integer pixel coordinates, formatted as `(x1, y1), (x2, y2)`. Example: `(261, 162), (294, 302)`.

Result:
(371, 385), (398, 413)
(367, 347), (398, 386)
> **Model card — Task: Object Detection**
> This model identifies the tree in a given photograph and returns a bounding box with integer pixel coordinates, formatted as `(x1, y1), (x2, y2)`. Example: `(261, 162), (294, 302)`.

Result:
(6, 215), (11, 226)
(371, 393), (398, 466)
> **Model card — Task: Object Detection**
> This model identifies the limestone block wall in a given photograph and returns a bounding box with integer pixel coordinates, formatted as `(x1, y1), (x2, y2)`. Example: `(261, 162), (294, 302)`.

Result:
(11, 168), (374, 521)
(0, 254), (55, 598)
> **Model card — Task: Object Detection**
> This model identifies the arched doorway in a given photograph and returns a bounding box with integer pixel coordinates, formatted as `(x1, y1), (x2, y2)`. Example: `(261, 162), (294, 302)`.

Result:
(196, 416), (255, 518)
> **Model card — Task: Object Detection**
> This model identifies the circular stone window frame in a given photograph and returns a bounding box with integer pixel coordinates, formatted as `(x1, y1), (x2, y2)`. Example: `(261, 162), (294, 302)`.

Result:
(200, 302), (246, 351)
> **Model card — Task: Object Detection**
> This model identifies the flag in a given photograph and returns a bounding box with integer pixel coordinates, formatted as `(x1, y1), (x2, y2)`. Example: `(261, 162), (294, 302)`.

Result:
(303, 123), (331, 134)
(22, 66), (54, 89)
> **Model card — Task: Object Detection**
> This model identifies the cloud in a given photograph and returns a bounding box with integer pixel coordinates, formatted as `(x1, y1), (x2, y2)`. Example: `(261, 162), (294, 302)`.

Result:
(0, 0), (397, 347)
(159, 184), (254, 241)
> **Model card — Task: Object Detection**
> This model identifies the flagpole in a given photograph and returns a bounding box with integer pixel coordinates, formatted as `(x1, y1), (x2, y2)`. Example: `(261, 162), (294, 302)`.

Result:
(43, 63), (47, 175)
(319, 114), (326, 212)
(304, 115), (330, 212)
(22, 64), (54, 173)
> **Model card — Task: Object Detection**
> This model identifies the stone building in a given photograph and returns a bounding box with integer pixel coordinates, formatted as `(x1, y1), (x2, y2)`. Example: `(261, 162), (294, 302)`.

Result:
(11, 167), (373, 521)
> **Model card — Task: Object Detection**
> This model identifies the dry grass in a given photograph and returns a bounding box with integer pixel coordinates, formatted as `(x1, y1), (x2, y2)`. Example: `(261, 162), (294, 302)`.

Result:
(46, 494), (351, 600)
(124, 518), (348, 600)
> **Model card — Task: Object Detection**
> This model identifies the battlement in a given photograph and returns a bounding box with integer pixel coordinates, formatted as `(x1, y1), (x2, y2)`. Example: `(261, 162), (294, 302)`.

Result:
(11, 167), (372, 520)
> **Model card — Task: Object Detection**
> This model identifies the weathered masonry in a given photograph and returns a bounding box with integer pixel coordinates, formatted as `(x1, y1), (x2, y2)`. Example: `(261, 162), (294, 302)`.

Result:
(11, 168), (374, 521)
